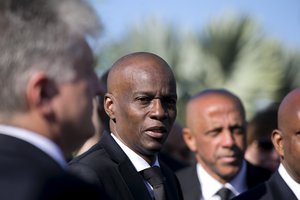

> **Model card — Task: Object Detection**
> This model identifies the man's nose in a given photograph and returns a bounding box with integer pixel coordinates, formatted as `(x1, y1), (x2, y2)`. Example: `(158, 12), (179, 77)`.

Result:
(222, 129), (235, 146)
(150, 99), (167, 120)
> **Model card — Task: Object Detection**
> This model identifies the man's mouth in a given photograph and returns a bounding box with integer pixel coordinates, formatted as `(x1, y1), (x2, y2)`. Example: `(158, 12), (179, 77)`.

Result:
(145, 126), (167, 139)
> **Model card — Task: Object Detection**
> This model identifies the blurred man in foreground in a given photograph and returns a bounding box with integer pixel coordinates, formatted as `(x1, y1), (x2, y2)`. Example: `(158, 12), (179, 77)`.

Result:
(0, 0), (105, 199)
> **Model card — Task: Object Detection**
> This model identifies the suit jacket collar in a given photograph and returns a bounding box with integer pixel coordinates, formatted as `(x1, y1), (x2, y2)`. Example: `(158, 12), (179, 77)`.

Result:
(177, 161), (272, 200)
(231, 170), (297, 200)
(268, 171), (298, 199)
(245, 161), (272, 189)
(178, 164), (201, 200)
(0, 134), (64, 173)
(158, 161), (184, 200)
(100, 131), (182, 200)
(100, 131), (152, 200)
(0, 125), (66, 168)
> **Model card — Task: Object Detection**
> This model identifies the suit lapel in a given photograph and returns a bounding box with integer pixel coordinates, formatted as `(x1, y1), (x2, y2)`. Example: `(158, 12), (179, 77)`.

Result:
(268, 171), (298, 200)
(177, 165), (201, 200)
(245, 161), (272, 189)
(160, 161), (182, 200)
(119, 159), (152, 200)
(190, 165), (202, 200)
(100, 132), (152, 200)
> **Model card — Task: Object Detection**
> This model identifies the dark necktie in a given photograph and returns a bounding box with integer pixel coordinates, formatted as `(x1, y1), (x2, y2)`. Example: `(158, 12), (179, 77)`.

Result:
(140, 166), (166, 200)
(217, 187), (234, 200)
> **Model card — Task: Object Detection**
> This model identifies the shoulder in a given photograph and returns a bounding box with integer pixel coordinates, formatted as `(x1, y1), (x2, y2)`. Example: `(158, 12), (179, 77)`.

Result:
(159, 160), (184, 200)
(246, 161), (272, 188)
(70, 141), (107, 166)
(160, 160), (181, 186)
(0, 157), (104, 200)
(232, 182), (269, 200)
(176, 164), (199, 188)
(234, 170), (297, 200)
(176, 164), (196, 180)
(246, 161), (272, 176)
(68, 142), (115, 186)
(175, 164), (200, 200)
(39, 171), (107, 200)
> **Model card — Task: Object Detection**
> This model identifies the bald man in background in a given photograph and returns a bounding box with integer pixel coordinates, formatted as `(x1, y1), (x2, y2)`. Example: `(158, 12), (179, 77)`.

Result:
(234, 88), (300, 200)
(176, 89), (271, 200)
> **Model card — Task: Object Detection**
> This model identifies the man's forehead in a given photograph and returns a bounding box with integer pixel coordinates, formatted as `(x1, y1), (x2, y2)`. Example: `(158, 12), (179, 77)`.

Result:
(278, 90), (300, 127)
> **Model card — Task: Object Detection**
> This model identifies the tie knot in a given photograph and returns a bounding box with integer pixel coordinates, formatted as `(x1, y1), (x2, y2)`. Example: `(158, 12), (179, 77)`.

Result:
(140, 166), (164, 187)
(217, 187), (234, 200)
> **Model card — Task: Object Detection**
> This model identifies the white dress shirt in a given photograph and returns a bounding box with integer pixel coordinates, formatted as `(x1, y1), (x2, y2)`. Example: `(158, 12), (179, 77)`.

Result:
(111, 133), (160, 171)
(111, 133), (160, 198)
(0, 124), (67, 169)
(197, 161), (248, 200)
(278, 163), (300, 199)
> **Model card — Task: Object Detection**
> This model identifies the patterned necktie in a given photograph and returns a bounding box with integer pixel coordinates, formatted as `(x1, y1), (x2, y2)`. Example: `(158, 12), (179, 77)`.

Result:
(217, 187), (234, 200)
(140, 166), (166, 200)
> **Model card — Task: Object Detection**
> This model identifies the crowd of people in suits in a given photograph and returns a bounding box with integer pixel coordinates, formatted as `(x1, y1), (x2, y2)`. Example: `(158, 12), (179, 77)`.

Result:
(1, 0), (300, 200)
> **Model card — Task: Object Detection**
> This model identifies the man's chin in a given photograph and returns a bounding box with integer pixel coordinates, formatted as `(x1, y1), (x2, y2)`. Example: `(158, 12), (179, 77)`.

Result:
(219, 169), (240, 181)
(144, 145), (162, 156)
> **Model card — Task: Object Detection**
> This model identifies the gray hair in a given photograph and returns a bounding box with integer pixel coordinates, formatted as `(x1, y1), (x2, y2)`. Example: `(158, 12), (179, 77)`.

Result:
(0, 0), (101, 113)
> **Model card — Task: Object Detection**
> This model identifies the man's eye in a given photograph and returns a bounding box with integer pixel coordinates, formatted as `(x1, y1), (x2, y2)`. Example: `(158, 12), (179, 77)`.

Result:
(230, 126), (245, 135)
(206, 128), (222, 136)
(137, 97), (151, 103)
(167, 98), (177, 105)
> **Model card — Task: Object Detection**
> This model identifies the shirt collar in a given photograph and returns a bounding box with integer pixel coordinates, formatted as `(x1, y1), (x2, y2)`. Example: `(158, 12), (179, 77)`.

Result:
(278, 163), (300, 199)
(197, 160), (247, 200)
(111, 133), (159, 172)
(0, 124), (67, 169)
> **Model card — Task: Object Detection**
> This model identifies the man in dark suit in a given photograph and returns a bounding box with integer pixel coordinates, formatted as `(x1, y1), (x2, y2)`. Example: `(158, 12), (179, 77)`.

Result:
(0, 0), (105, 199)
(176, 89), (271, 200)
(69, 52), (183, 200)
(233, 88), (300, 200)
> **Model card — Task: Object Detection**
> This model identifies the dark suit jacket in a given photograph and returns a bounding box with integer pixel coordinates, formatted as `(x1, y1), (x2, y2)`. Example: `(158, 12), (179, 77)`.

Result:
(176, 162), (272, 200)
(69, 131), (183, 200)
(0, 134), (103, 200)
(232, 170), (297, 200)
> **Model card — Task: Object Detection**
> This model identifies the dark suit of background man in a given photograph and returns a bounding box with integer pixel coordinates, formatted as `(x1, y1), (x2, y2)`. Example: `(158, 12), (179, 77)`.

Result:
(69, 52), (183, 200)
(176, 89), (271, 200)
(0, 0), (106, 199)
(233, 88), (300, 200)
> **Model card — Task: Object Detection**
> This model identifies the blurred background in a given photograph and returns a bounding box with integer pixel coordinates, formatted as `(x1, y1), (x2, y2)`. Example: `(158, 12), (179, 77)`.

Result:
(88, 0), (300, 124)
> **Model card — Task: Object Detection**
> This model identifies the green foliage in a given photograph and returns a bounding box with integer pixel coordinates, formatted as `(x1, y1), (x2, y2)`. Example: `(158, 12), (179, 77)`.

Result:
(95, 14), (300, 124)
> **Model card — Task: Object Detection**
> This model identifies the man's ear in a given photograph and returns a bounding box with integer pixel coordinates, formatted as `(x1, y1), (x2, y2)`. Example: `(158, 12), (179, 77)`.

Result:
(26, 72), (57, 115)
(104, 93), (115, 121)
(182, 128), (197, 152)
(272, 129), (284, 158)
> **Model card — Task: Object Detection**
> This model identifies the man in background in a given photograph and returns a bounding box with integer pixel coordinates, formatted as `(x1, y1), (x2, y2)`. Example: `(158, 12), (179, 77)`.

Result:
(177, 89), (271, 200)
(245, 104), (280, 172)
(233, 88), (300, 200)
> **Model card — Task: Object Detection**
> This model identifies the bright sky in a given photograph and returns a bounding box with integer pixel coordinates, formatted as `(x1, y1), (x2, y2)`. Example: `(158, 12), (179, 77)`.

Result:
(89, 0), (300, 49)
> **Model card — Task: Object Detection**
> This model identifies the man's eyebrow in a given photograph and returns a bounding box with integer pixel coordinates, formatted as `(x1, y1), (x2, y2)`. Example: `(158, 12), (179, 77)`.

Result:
(204, 127), (222, 134)
(132, 91), (154, 96)
(229, 124), (244, 127)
